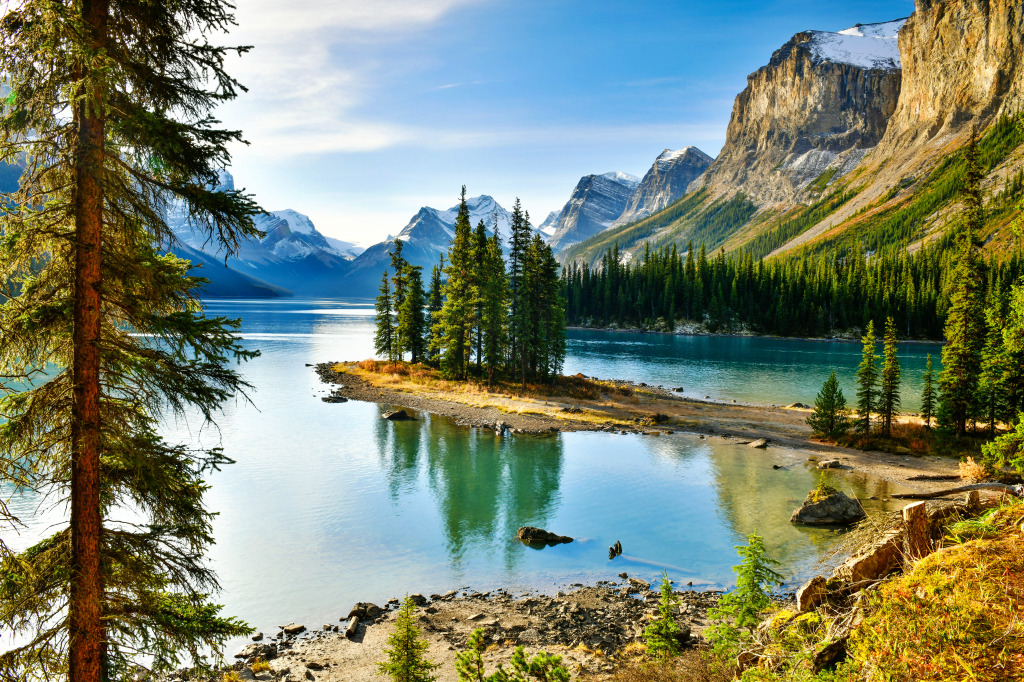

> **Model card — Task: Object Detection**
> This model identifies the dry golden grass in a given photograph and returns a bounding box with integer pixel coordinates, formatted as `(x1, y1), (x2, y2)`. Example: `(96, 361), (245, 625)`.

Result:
(849, 500), (1024, 681)
(959, 456), (988, 482)
(607, 650), (734, 682)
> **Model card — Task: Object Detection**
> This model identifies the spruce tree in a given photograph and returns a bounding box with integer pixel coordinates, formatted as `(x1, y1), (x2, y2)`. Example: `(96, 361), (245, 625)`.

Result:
(879, 317), (902, 438)
(507, 199), (531, 374)
(425, 255), (445, 366)
(390, 240), (409, 359)
(856, 321), (879, 434)
(0, 1), (260, 678)
(375, 271), (397, 363)
(471, 220), (489, 374)
(480, 233), (508, 387)
(397, 266), (427, 364)
(377, 596), (440, 682)
(1003, 282), (1024, 425)
(807, 371), (850, 439)
(978, 306), (1006, 435)
(939, 139), (988, 437)
(434, 188), (474, 379)
(643, 572), (684, 659)
(921, 353), (936, 429)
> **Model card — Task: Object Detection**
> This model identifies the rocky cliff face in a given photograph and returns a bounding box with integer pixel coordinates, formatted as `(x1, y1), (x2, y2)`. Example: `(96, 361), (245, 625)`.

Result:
(546, 172), (639, 252)
(691, 19), (906, 205)
(777, 0), (1024, 254)
(612, 147), (713, 227)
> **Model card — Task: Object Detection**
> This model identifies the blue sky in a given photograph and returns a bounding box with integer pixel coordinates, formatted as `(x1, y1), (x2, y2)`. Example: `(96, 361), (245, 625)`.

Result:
(218, 0), (915, 245)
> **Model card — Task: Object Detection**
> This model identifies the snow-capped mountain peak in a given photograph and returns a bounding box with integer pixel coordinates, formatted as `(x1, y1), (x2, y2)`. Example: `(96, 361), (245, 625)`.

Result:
(600, 171), (640, 187)
(807, 18), (907, 70)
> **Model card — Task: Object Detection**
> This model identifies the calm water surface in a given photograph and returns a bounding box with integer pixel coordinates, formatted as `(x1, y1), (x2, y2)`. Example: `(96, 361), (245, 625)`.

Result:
(4, 298), (928, 643)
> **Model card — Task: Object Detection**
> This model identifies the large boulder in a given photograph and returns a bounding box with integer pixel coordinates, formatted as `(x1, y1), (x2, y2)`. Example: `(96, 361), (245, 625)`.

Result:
(515, 526), (573, 546)
(382, 409), (413, 421)
(790, 487), (865, 525)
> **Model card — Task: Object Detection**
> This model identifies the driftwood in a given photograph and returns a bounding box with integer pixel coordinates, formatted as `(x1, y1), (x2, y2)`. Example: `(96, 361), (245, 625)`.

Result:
(344, 616), (360, 639)
(892, 483), (1024, 500)
(905, 474), (959, 482)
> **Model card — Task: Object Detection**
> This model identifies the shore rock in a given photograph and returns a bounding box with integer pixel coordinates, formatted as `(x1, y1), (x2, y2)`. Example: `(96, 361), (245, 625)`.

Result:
(790, 488), (866, 525)
(515, 526), (573, 545)
(748, 438), (769, 449)
(382, 409), (413, 421)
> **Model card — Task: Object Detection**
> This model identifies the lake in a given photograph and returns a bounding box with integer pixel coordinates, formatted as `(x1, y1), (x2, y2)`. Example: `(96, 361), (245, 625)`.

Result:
(3, 298), (935, 644)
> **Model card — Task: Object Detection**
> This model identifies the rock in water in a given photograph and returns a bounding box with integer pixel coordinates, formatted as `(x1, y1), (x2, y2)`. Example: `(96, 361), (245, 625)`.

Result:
(515, 526), (573, 546)
(748, 438), (769, 449)
(382, 409), (413, 421)
(790, 488), (866, 525)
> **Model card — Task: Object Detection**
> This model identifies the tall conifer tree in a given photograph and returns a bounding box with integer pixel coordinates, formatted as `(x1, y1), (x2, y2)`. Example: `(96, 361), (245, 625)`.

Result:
(921, 354), (936, 429)
(434, 188), (474, 379)
(425, 255), (445, 365)
(879, 317), (901, 438)
(375, 271), (397, 363)
(390, 239), (409, 358)
(856, 321), (879, 433)
(0, 1), (261, 678)
(481, 233), (509, 386)
(397, 266), (427, 364)
(507, 199), (531, 373)
(939, 139), (987, 437)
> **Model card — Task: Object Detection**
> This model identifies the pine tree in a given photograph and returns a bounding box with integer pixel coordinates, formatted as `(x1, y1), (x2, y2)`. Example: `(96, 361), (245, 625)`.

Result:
(507, 199), (531, 374)
(939, 139), (988, 437)
(434, 188), (474, 379)
(390, 239), (409, 359)
(879, 317), (902, 438)
(480, 233), (508, 387)
(376, 271), (397, 363)
(0, 1), (260, 678)
(856, 321), (879, 433)
(425, 255), (445, 366)
(397, 266), (427, 364)
(978, 305), (1006, 435)
(707, 533), (783, 656)
(643, 572), (684, 659)
(807, 371), (850, 439)
(377, 596), (440, 682)
(471, 220), (489, 374)
(921, 353), (936, 429)
(1003, 282), (1024, 425)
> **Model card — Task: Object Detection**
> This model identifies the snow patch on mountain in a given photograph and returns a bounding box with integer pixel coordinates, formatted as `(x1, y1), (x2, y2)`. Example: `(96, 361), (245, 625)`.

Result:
(808, 18), (906, 70)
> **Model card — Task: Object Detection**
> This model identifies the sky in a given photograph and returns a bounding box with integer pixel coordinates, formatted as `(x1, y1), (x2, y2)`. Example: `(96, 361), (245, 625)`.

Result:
(216, 0), (916, 246)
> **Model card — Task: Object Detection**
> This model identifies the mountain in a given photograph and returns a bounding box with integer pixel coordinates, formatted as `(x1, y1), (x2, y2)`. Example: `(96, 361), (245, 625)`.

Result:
(612, 147), (713, 227)
(689, 18), (906, 206)
(777, 0), (1024, 253)
(170, 173), (352, 296)
(172, 242), (291, 298)
(341, 195), (513, 298)
(563, 2), (1024, 268)
(545, 172), (640, 252)
(324, 236), (365, 260)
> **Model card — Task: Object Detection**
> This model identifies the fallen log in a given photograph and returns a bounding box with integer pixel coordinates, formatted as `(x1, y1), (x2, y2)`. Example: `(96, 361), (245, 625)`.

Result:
(344, 616), (360, 639)
(892, 483), (1024, 500)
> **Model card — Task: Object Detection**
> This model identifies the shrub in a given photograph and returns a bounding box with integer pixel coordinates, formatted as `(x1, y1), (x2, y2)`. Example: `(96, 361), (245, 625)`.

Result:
(250, 656), (271, 673)
(359, 358), (381, 372)
(455, 628), (569, 682)
(377, 595), (440, 682)
(643, 571), (685, 659)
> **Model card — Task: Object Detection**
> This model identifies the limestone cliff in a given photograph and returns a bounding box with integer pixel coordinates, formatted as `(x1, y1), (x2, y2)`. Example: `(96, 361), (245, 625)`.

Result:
(778, 0), (1024, 254)
(691, 19), (906, 206)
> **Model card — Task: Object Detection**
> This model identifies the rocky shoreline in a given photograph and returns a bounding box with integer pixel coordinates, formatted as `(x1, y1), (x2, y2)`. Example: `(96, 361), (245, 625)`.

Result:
(176, 575), (759, 682)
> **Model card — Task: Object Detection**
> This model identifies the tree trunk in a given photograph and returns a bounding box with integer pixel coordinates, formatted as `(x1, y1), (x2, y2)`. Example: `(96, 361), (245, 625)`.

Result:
(70, 0), (108, 680)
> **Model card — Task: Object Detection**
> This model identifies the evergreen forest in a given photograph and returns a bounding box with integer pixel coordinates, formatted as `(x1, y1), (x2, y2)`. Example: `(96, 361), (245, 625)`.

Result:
(375, 189), (567, 385)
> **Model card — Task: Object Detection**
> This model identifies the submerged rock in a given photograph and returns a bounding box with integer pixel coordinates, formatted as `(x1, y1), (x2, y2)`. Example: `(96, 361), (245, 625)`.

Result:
(790, 487), (866, 525)
(515, 526), (573, 546)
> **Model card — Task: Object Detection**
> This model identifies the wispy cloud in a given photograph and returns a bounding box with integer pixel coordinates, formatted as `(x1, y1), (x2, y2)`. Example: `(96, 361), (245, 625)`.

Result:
(219, 0), (490, 159)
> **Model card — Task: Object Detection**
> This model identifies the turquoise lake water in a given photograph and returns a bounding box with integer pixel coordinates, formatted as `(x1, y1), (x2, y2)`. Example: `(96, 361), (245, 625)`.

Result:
(3, 298), (937, 643)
